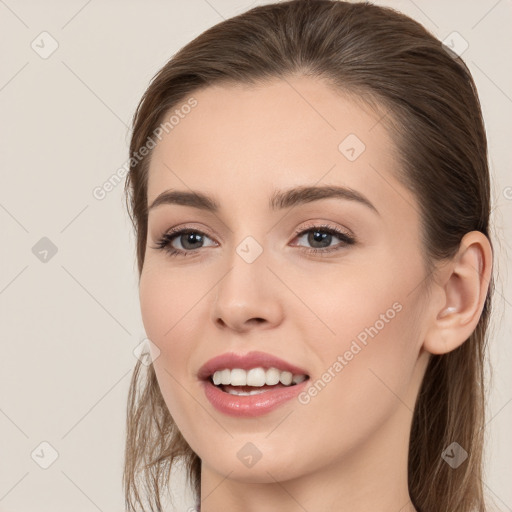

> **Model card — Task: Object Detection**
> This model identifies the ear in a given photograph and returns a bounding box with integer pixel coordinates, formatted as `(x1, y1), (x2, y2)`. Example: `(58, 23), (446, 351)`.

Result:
(422, 231), (493, 355)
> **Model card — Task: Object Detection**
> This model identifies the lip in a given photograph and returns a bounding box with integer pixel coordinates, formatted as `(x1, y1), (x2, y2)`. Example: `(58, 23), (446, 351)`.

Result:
(201, 378), (310, 417)
(197, 350), (309, 381)
(198, 351), (310, 418)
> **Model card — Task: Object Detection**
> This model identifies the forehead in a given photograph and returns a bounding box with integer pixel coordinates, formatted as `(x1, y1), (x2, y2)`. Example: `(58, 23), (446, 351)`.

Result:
(147, 76), (412, 219)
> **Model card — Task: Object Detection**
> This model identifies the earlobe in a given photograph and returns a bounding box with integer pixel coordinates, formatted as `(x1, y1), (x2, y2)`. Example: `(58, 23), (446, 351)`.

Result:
(422, 231), (492, 356)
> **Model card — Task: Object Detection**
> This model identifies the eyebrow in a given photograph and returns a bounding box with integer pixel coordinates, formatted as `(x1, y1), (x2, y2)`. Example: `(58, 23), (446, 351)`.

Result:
(148, 185), (379, 215)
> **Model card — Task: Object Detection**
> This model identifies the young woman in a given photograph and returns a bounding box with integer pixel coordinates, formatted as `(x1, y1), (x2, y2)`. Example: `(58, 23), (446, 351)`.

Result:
(123, 1), (495, 511)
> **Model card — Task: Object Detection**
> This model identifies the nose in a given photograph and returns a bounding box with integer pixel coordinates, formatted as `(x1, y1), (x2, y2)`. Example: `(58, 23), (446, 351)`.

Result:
(211, 251), (284, 333)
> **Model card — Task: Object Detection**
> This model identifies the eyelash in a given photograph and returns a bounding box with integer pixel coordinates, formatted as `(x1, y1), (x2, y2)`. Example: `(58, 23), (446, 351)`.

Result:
(152, 223), (356, 259)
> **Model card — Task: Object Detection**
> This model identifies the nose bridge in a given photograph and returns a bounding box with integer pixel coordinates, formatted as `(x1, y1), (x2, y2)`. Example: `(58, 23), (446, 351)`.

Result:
(212, 233), (283, 330)
(214, 233), (268, 304)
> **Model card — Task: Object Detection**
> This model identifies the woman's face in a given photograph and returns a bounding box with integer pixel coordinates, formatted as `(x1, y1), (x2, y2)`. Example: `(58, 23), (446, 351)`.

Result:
(139, 76), (432, 484)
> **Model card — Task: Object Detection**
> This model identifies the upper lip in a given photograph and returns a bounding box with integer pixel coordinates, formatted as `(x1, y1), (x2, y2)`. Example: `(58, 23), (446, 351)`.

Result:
(197, 351), (309, 381)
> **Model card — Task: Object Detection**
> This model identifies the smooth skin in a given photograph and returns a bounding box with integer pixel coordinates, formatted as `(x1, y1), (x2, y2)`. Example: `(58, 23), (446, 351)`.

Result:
(138, 76), (492, 512)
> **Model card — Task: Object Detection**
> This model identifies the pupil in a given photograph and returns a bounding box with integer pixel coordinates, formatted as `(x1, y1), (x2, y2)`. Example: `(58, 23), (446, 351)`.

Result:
(183, 232), (202, 249)
(310, 230), (330, 248)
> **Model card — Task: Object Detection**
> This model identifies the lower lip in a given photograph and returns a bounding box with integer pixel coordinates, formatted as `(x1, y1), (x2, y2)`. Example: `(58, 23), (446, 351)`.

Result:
(202, 378), (309, 418)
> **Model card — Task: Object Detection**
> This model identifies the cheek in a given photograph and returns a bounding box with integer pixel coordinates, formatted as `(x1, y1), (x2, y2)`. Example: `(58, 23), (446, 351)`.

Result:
(332, 244), (423, 350)
(139, 267), (202, 427)
(139, 270), (171, 346)
(139, 263), (202, 347)
(290, 297), (422, 468)
(138, 266), (198, 403)
(301, 247), (424, 399)
(303, 267), (424, 430)
(138, 260), (218, 384)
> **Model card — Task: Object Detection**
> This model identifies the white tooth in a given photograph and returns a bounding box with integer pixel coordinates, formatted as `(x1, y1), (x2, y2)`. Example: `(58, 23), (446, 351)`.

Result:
(247, 367), (266, 386)
(265, 367), (281, 385)
(280, 371), (293, 386)
(230, 368), (247, 386)
(220, 369), (231, 385)
(212, 367), (307, 387)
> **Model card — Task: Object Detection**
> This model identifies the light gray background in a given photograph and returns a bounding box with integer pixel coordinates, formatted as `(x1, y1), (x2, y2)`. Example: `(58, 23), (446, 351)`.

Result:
(1, 1), (511, 511)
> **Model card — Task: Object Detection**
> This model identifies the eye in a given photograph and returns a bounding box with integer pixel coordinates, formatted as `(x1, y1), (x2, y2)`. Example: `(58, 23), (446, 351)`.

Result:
(292, 224), (356, 255)
(152, 228), (217, 257)
(151, 223), (356, 258)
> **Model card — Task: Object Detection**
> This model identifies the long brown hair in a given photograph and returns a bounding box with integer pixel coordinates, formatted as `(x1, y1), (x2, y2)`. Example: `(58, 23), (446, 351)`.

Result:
(123, 1), (494, 510)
